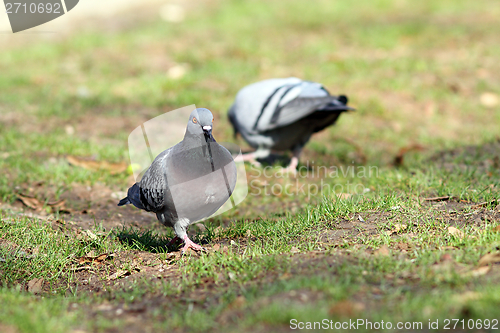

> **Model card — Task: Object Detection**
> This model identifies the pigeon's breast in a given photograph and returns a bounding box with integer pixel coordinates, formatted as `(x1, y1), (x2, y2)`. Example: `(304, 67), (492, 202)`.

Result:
(166, 144), (236, 222)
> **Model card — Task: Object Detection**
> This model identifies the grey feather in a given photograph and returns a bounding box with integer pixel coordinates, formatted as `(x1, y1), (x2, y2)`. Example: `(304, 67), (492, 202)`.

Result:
(119, 108), (237, 250)
(228, 77), (353, 158)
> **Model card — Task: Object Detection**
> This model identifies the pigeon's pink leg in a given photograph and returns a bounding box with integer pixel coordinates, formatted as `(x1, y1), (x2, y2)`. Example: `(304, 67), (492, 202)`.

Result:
(181, 235), (204, 254)
(281, 149), (301, 175)
(241, 152), (261, 167)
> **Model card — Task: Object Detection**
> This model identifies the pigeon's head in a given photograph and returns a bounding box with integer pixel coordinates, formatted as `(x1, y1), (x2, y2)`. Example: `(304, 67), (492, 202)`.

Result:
(187, 108), (215, 142)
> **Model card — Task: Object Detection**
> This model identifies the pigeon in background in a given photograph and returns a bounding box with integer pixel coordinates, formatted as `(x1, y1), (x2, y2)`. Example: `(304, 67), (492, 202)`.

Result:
(228, 77), (354, 172)
(118, 108), (237, 253)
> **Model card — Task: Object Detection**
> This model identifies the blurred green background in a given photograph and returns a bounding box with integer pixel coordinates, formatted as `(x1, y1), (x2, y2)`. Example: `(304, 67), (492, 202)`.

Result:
(1, 0), (500, 332)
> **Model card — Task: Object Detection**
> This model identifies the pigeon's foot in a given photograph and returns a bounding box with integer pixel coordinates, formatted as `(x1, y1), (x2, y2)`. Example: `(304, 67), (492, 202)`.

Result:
(280, 156), (299, 176)
(280, 165), (298, 176)
(241, 152), (262, 167)
(181, 235), (205, 254)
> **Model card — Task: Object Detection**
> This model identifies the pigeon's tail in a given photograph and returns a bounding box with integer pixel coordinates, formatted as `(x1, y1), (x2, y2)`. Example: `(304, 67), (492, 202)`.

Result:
(321, 95), (355, 112)
(117, 183), (145, 209)
(117, 197), (130, 206)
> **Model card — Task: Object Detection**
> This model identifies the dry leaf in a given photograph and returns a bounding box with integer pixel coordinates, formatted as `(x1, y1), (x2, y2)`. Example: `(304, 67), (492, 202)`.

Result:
(17, 194), (43, 210)
(279, 272), (292, 280)
(78, 253), (108, 265)
(166, 63), (189, 79)
(66, 156), (127, 175)
(107, 270), (130, 281)
(17, 194), (68, 212)
(470, 199), (498, 209)
(448, 226), (465, 239)
(470, 266), (490, 277)
(453, 291), (483, 303)
(374, 245), (390, 257)
(470, 201), (488, 208)
(48, 199), (70, 213)
(0, 323), (18, 333)
(47, 199), (66, 208)
(85, 230), (98, 240)
(393, 144), (425, 166)
(78, 257), (91, 264)
(95, 253), (108, 261)
(96, 303), (114, 312)
(211, 244), (221, 252)
(478, 252), (500, 266)
(290, 246), (300, 254)
(394, 223), (407, 233)
(423, 196), (450, 202)
(328, 300), (365, 317)
(70, 266), (93, 272)
(27, 277), (44, 293)
(492, 225), (500, 233)
(441, 253), (452, 261)
(388, 223), (407, 235)
(64, 125), (75, 135)
(228, 296), (246, 309)
(395, 242), (409, 251)
(480, 92), (499, 108)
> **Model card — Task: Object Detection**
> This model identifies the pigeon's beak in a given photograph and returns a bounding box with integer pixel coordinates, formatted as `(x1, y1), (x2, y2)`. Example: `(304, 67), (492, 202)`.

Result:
(203, 125), (214, 142)
(202, 125), (215, 171)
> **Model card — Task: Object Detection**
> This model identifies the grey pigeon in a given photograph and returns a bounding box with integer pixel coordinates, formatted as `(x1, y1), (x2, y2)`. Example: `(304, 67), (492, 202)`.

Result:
(118, 108), (237, 253)
(228, 77), (354, 171)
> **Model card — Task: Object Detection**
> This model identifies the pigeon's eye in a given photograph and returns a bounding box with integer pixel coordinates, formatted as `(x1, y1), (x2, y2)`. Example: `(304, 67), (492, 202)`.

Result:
(192, 117), (198, 124)
(212, 118), (214, 123)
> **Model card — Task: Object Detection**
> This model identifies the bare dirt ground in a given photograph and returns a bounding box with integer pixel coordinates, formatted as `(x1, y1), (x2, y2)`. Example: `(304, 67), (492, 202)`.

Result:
(9, 178), (500, 290)
(2, 1), (500, 330)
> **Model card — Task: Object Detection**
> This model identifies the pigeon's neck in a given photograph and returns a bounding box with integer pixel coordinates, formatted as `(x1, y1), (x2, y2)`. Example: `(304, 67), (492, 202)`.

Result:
(182, 132), (206, 149)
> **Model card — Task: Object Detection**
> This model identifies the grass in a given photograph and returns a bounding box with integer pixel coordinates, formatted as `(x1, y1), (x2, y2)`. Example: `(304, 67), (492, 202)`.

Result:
(1, 0), (500, 331)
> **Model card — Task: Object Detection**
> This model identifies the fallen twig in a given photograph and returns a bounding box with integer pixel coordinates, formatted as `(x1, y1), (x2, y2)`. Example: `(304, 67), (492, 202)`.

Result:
(423, 196), (451, 202)
(470, 199), (498, 209)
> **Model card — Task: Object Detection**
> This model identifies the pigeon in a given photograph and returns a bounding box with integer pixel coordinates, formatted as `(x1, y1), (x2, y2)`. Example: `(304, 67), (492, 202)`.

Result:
(118, 108), (237, 253)
(228, 77), (354, 172)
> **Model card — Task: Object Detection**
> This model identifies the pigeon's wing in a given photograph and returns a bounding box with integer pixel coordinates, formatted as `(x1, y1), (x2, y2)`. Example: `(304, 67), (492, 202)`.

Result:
(269, 95), (353, 129)
(134, 149), (172, 212)
(229, 78), (353, 134)
(259, 81), (353, 130)
(228, 78), (302, 133)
